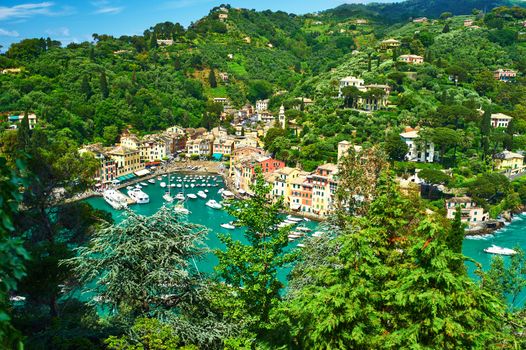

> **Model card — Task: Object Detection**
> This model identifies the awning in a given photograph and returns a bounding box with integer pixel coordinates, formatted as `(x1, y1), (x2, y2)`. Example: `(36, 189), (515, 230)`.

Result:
(134, 169), (151, 177)
(291, 203), (301, 210)
(212, 153), (223, 161)
(117, 173), (136, 182)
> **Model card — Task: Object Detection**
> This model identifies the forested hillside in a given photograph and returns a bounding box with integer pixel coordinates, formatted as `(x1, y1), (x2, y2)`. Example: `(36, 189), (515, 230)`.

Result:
(2, 0), (526, 348)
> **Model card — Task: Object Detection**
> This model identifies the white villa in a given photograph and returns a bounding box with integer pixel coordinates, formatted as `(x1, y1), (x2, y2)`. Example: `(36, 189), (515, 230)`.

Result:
(400, 128), (437, 163)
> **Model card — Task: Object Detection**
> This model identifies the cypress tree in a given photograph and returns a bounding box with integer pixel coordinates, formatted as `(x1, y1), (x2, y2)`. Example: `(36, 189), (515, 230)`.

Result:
(80, 75), (92, 100)
(442, 23), (450, 33)
(99, 71), (109, 99)
(208, 68), (217, 88)
(17, 111), (31, 151)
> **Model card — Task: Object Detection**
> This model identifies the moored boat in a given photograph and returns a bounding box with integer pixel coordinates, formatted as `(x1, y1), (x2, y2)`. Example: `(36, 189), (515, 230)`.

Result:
(206, 199), (222, 209)
(197, 191), (207, 199)
(103, 189), (128, 210)
(128, 188), (150, 204)
(220, 223), (235, 230)
(175, 193), (185, 201)
(148, 179), (155, 184)
(187, 193), (197, 199)
(160, 182), (167, 188)
(163, 191), (174, 202)
(483, 245), (516, 256)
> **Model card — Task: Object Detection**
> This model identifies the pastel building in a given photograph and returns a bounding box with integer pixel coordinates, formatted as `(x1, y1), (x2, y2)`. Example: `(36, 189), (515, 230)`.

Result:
(494, 69), (517, 82)
(79, 144), (117, 188)
(446, 197), (488, 225)
(107, 146), (142, 177)
(490, 113), (512, 128)
(400, 128), (437, 163)
(493, 150), (524, 175)
(7, 113), (37, 130)
(399, 54), (424, 64)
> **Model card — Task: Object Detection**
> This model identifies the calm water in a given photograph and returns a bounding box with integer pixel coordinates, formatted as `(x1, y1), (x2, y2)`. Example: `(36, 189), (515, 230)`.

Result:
(463, 213), (526, 306)
(86, 173), (318, 279)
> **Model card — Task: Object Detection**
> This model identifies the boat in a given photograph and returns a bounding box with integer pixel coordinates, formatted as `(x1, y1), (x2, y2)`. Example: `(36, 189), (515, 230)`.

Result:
(157, 176), (162, 181)
(287, 215), (303, 222)
(204, 189), (209, 193)
(174, 204), (190, 215)
(140, 182), (148, 186)
(220, 223), (235, 230)
(103, 189), (128, 210)
(197, 191), (207, 199)
(163, 191), (174, 202)
(148, 179), (155, 184)
(222, 190), (235, 199)
(206, 199), (222, 209)
(170, 184), (176, 188)
(160, 182), (167, 188)
(284, 220), (298, 225)
(128, 188), (150, 204)
(191, 184), (195, 188)
(483, 245), (517, 256)
(162, 174), (167, 177)
(312, 231), (323, 238)
(135, 184), (142, 189)
(218, 188), (224, 194)
(175, 193), (185, 201)
(303, 217), (310, 222)
(187, 193), (197, 199)
(297, 243), (305, 248)
(177, 184), (182, 188)
(126, 186), (134, 190)
(297, 227), (311, 232)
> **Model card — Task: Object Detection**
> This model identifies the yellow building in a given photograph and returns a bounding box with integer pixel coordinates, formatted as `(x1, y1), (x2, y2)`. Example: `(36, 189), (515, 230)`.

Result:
(494, 150), (524, 175)
(272, 167), (302, 205)
(107, 146), (142, 177)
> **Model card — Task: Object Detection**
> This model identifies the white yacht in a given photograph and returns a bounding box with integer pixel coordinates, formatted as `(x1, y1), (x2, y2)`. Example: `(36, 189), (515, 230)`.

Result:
(103, 189), (128, 210)
(160, 182), (167, 188)
(175, 193), (185, 201)
(174, 204), (190, 215)
(187, 193), (197, 199)
(197, 191), (207, 199)
(140, 182), (148, 186)
(163, 191), (174, 202)
(128, 188), (150, 204)
(222, 190), (235, 199)
(220, 223), (235, 230)
(287, 215), (303, 222)
(206, 199), (222, 209)
(484, 245), (517, 256)
(148, 179), (155, 184)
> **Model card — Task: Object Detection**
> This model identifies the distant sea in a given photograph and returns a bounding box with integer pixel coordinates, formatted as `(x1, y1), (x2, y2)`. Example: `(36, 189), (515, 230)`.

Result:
(463, 213), (526, 306)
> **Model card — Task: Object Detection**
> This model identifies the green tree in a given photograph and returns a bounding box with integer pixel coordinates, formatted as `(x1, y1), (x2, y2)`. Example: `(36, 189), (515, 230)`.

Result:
(442, 23), (450, 33)
(102, 125), (119, 146)
(208, 69), (217, 88)
(384, 133), (408, 161)
(80, 75), (92, 101)
(100, 71), (109, 99)
(215, 169), (295, 337)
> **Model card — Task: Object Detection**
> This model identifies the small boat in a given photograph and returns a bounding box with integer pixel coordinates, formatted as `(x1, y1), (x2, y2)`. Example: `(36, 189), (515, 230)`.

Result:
(174, 204), (190, 215)
(140, 182), (148, 186)
(191, 184), (195, 188)
(218, 188), (224, 194)
(312, 231), (323, 238)
(206, 199), (222, 209)
(175, 193), (185, 201)
(128, 188), (150, 204)
(284, 220), (298, 225)
(204, 189), (209, 193)
(222, 190), (235, 199)
(160, 182), (167, 188)
(157, 176), (162, 181)
(484, 245), (517, 256)
(220, 223), (235, 230)
(297, 243), (305, 248)
(135, 184), (142, 189)
(185, 184), (189, 188)
(303, 217), (310, 222)
(163, 191), (174, 202)
(187, 193), (197, 199)
(287, 215), (303, 222)
(148, 179), (155, 184)
(103, 189), (128, 210)
(297, 227), (311, 232)
(170, 184), (176, 188)
(197, 191), (207, 199)
(162, 174), (167, 178)
(177, 184), (182, 188)
(126, 186), (134, 190)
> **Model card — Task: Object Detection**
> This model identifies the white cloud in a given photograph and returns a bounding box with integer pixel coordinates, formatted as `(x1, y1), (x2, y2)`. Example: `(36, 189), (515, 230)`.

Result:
(0, 2), (54, 21)
(91, 1), (124, 15)
(0, 28), (20, 37)
(45, 26), (70, 37)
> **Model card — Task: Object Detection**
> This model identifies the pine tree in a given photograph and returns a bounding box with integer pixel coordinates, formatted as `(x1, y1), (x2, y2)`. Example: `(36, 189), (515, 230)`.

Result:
(80, 75), (92, 100)
(149, 34), (158, 50)
(17, 111), (31, 151)
(208, 68), (217, 88)
(480, 109), (492, 160)
(442, 23), (450, 33)
(99, 71), (109, 99)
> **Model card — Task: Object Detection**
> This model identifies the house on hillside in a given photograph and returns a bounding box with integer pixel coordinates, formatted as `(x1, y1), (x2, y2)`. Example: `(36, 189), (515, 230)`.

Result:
(464, 19), (474, 27)
(446, 197), (488, 225)
(7, 113), (37, 130)
(490, 113), (513, 128)
(156, 39), (174, 46)
(337, 140), (362, 161)
(380, 38), (400, 50)
(399, 54), (424, 64)
(494, 150), (524, 175)
(338, 76), (365, 97)
(107, 146), (141, 177)
(256, 99), (269, 112)
(218, 13), (228, 21)
(79, 144), (117, 188)
(400, 128), (437, 163)
(494, 69), (517, 82)
(413, 17), (428, 23)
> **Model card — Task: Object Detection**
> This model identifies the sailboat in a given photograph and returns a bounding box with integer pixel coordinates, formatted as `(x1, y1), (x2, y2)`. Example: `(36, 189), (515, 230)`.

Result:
(163, 174), (174, 202)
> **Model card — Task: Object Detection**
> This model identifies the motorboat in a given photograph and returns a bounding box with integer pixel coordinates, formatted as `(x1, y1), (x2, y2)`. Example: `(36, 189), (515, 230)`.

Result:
(187, 193), (197, 199)
(177, 184), (182, 188)
(220, 223), (235, 230)
(191, 184), (195, 188)
(483, 245), (517, 256)
(206, 199), (222, 209)
(135, 184), (142, 189)
(175, 193), (185, 201)
(160, 182), (167, 188)
(297, 226), (311, 232)
(197, 191), (207, 199)
(287, 215), (303, 222)
(126, 186), (134, 190)
(127, 188), (150, 204)
(163, 191), (174, 202)
(157, 176), (162, 181)
(170, 184), (176, 188)
(204, 189), (209, 193)
(174, 204), (190, 215)
(222, 190), (235, 199)
(218, 188), (224, 194)
(140, 182), (148, 186)
(297, 243), (305, 248)
(148, 179), (155, 184)
(103, 189), (128, 210)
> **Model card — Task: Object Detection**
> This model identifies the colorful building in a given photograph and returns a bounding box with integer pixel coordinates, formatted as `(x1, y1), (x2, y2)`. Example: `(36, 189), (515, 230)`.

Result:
(399, 54), (424, 64)
(494, 69), (517, 82)
(400, 128), (437, 163)
(490, 113), (513, 128)
(107, 146), (142, 177)
(494, 150), (524, 175)
(446, 197), (488, 225)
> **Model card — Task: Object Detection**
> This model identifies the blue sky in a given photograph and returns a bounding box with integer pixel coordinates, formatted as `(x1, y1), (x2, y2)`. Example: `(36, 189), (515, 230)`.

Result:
(0, 1), (393, 50)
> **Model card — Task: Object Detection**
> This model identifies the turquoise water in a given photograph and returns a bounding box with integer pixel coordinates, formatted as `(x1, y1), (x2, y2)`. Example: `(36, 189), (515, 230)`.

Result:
(463, 213), (526, 306)
(86, 173), (318, 278)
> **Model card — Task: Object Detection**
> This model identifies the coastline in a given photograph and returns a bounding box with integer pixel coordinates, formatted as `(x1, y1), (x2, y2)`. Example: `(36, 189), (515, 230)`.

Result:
(465, 211), (526, 239)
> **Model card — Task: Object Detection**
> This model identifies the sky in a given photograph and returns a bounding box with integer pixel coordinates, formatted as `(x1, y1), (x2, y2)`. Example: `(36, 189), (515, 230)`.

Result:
(0, 0), (394, 50)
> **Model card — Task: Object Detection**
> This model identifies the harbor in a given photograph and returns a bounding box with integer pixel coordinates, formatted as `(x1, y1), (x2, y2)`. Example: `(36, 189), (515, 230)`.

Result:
(86, 171), (321, 277)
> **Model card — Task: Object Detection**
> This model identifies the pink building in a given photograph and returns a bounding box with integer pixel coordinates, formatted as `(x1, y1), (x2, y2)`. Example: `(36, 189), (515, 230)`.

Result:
(446, 197), (488, 225)
(494, 69), (517, 82)
(399, 54), (424, 64)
